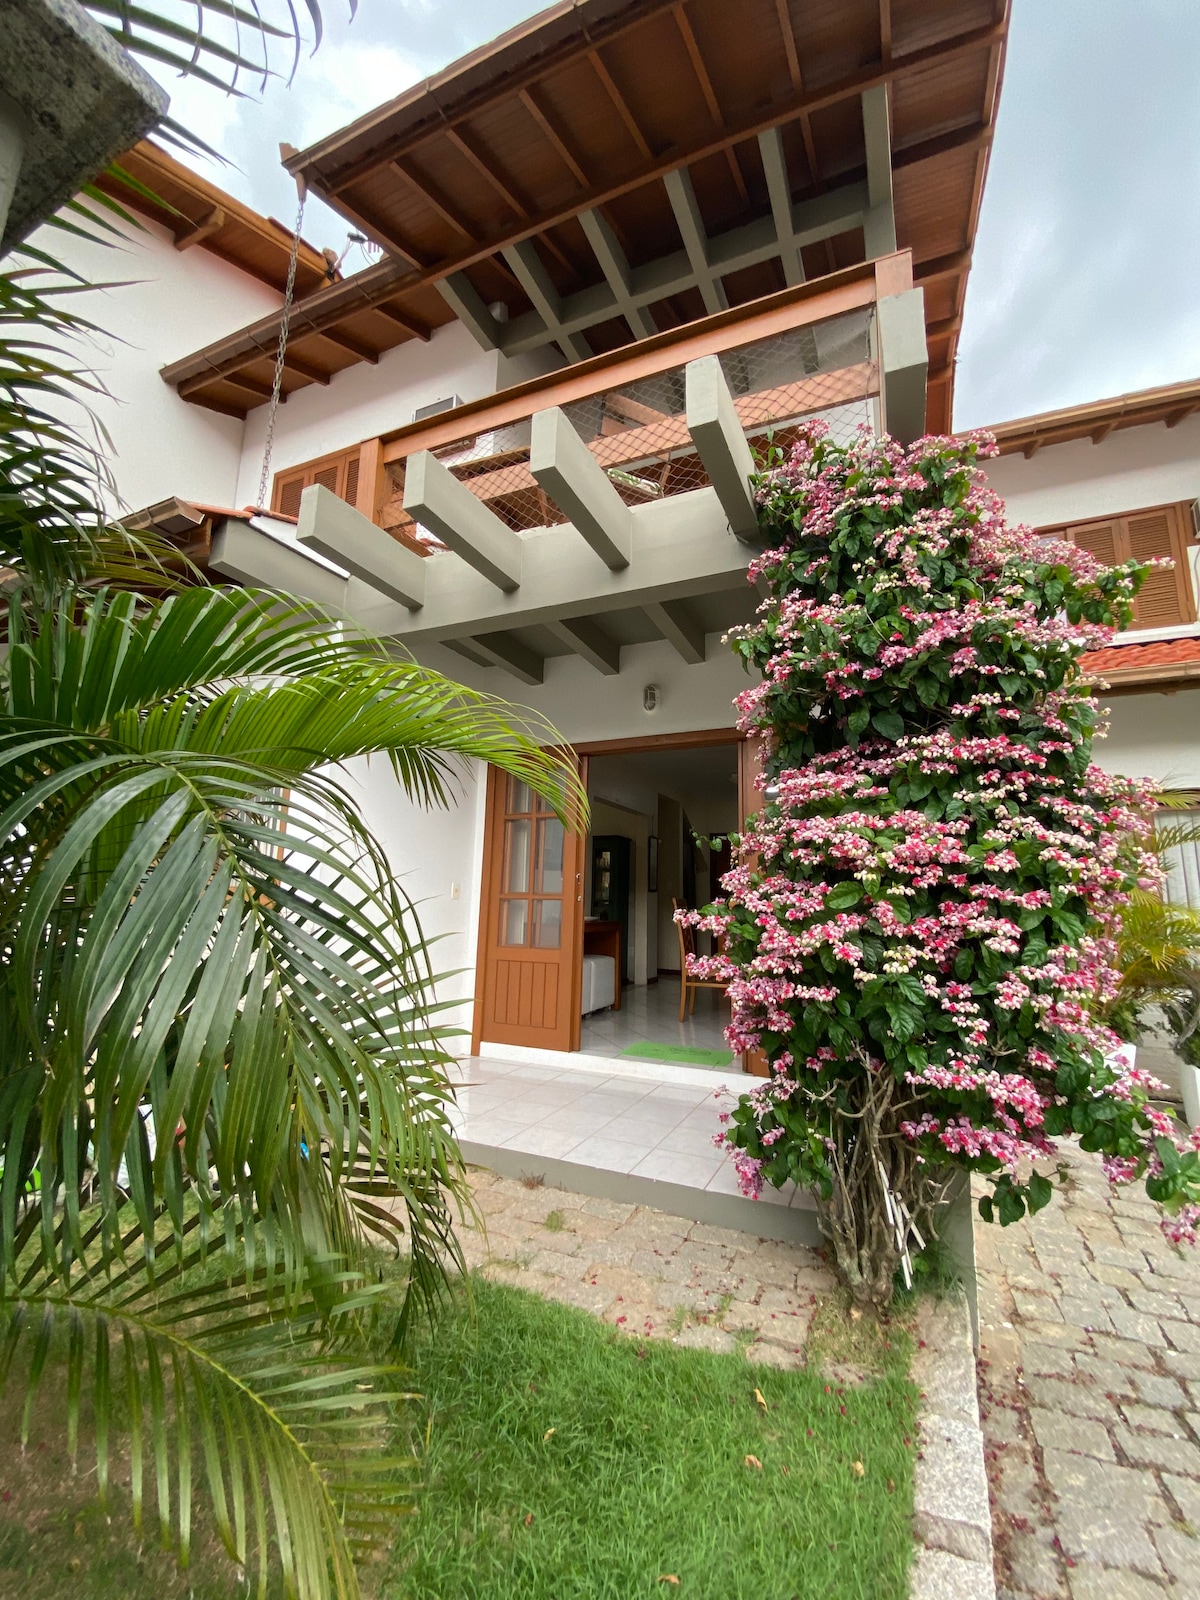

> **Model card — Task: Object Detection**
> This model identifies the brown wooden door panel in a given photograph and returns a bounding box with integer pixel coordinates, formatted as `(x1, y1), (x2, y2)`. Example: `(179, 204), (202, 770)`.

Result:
(473, 763), (584, 1053)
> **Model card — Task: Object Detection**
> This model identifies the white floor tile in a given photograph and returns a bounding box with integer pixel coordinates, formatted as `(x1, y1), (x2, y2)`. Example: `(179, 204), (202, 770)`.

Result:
(566, 1133), (655, 1170)
(654, 1121), (724, 1157)
(530, 1105), (618, 1137)
(630, 1150), (725, 1186)
(496, 1124), (589, 1159)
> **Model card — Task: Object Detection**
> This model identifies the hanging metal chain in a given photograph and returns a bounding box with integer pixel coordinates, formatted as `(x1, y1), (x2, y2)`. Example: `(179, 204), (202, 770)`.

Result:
(255, 184), (307, 512)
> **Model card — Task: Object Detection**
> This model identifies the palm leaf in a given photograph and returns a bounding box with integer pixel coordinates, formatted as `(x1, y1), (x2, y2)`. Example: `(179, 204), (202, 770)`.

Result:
(1, 1215), (418, 1600)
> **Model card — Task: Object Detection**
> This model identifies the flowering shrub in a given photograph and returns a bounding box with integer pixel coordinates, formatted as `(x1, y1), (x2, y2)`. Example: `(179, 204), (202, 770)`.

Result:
(686, 426), (1200, 1304)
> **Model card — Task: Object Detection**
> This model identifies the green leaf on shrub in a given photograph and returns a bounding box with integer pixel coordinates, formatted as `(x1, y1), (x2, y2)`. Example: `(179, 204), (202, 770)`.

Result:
(997, 1185), (1026, 1226)
(825, 881), (864, 910)
(1027, 1171), (1052, 1214)
(871, 710), (905, 741)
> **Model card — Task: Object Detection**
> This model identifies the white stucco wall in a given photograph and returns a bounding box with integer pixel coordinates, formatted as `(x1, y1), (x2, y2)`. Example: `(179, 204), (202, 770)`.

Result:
(28, 213), (281, 514)
(981, 414), (1200, 529)
(1095, 695), (1200, 792)
(338, 752), (487, 1038)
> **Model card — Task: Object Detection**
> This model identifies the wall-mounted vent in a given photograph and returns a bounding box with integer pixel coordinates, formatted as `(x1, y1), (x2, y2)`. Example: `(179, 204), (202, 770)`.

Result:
(413, 395), (462, 422)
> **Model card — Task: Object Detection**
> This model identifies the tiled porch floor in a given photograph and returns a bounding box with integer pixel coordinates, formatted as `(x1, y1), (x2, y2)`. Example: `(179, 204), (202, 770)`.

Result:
(449, 1054), (819, 1245)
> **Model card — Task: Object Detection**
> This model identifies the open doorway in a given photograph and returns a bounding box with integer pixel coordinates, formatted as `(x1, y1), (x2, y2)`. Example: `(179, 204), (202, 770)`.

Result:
(580, 740), (739, 1070)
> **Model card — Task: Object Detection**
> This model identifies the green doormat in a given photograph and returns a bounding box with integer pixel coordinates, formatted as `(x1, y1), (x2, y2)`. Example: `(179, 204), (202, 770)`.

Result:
(620, 1040), (733, 1068)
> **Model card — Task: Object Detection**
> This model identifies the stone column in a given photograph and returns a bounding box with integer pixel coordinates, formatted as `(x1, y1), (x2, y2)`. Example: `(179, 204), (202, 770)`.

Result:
(0, 91), (27, 246)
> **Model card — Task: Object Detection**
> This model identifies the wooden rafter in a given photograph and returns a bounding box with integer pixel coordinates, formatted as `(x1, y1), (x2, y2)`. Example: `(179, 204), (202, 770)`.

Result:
(674, 5), (721, 123)
(446, 127), (529, 218)
(879, 0), (892, 65)
(283, 353), (332, 385)
(519, 86), (590, 188)
(320, 327), (380, 365)
(672, 4), (750, 205)
(223, 371), (274, 399)
(372, 301), (432, 341)
(174, 205), (225, 251)
(588, 49), (653, 161)
(393, 157), (477, 240)
(773, 0), (802, 90)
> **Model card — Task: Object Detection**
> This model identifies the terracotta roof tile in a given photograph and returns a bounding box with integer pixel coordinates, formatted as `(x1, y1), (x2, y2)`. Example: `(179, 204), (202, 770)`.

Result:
(1083, 636), (1200, 674)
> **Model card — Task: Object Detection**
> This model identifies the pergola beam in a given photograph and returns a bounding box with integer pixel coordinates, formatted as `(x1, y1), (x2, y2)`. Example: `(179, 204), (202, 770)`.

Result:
(860, 85), (897, 258)
(501, 239), (592, 363)
(435, 271), (505, 351)
(757, 127), (804, 286)
(529, 405), (633, 570)
(578, 208), (655, 338)
(685, 354), (759, 539)
(498, 179), (868, 356)
(469, 631), (545, 684)
(644, 598), (706, 663)
(297, 483), (426, 608)
(663, 166), (727, 315)
(402, 450), (523, 592)
(546, 614), (622, 675)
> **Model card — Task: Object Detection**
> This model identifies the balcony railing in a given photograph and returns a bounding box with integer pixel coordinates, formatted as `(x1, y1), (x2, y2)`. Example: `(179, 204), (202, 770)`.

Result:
(271, 252), (923, 554)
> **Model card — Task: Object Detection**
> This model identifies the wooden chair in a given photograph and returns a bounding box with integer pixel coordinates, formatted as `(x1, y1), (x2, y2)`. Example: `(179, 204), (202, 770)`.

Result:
(673, 897), (729, 1021)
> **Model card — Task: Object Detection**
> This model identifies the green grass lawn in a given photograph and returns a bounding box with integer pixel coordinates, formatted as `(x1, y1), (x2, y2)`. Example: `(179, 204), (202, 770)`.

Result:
(0, 1275), (919, 1600)
(388, 1276), (919, 1600)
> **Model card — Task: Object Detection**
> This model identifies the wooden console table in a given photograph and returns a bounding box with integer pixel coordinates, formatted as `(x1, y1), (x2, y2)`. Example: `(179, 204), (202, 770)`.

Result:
(583, 919), (622, 1011)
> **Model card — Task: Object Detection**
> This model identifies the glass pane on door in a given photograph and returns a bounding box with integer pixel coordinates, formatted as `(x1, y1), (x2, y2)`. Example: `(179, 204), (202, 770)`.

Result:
(507, 776), (533, 814)
(534, 816), (564, 894)
(532, 899), (562, 949)
(500, 898), (528, 946)
(503, 818), (532, 894)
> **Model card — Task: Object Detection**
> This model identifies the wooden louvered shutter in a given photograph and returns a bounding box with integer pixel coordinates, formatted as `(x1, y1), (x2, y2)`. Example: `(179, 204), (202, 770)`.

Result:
(1067, 518), (1121, 567)
(1127, 507), (1194, 628)
(342, 453), (360, 508)
(274, 474), (305, 518)
(312, 462), (340, 495)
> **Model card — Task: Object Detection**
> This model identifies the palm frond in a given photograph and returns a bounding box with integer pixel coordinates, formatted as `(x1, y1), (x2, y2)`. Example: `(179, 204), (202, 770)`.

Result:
(1, 1220), (418, 1600)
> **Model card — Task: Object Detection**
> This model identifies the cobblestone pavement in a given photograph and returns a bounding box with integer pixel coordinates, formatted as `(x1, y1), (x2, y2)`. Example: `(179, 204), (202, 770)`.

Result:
(460, 1168), (835, 1366)
(976, 1143), (1200, 1599)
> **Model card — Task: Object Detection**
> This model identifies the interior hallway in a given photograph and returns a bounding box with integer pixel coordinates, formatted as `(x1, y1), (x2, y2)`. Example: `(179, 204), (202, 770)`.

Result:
(580, 978), (732, 1067)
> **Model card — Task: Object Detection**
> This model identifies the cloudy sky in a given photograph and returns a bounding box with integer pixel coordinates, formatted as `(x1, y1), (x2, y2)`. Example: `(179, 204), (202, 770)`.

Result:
(156, 0), (1200, 429)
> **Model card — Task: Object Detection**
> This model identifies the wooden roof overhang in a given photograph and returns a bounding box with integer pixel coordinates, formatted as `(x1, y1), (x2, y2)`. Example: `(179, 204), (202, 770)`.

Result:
(162, 0), (1009, 428)
(98, 142), (332, 296)
(987, 377), (1200, 459)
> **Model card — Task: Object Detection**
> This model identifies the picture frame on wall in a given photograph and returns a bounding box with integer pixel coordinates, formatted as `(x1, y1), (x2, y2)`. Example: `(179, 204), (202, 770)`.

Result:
(647, 834), (659, 893)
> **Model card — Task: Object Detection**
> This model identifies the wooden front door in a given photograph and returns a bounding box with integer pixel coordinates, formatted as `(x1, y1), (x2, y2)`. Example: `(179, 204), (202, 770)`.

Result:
(474, 764), (584, 1052)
